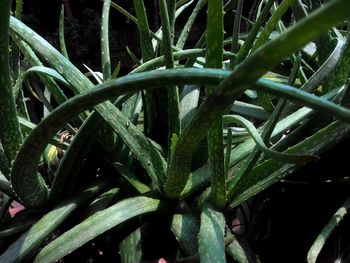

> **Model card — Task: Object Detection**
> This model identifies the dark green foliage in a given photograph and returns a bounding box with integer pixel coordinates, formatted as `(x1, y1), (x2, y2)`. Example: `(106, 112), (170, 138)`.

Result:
(0, 0), (350, 262)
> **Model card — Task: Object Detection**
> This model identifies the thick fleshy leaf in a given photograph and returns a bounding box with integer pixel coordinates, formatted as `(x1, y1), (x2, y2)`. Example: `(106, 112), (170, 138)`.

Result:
(0, 0), (23, 163)
(171, 209), (199, 256)
(0, 183), (105, 263)
(205, 0), (226, 209)
(33, 196), (162, 263)
(9, 16), (168, 207)
(198, 205), (226, 262)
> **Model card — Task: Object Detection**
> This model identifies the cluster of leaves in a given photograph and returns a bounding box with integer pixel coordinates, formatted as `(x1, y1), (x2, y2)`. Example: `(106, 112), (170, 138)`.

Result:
(0, 0), (350, 262)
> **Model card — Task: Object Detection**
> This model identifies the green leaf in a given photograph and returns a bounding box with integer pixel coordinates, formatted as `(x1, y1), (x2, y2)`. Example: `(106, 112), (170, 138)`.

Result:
(111, 61), (121, 79)
(179, 84), (200, 128)
(0, 183), (105, 263)
(199, 204), (226, 262)
(226, 236), (257, 263)
(302, 38), (344, 93)
(252, 0), (295, 51)
(231, 101), (270, 121)
(111, 1), (138, 24)
(206, 0), (225, 209)
(307, 196), (350, 263)
(84, 187), (120, 217)
(224, 128), (232, 178)
(228, 55), (301, 198)
(10, 33), (69, 106)
(114, 163), (150, 194)
(179, 164), (210, 198)
(0, 213), (38, 239)
(119, 228), (142, 263)
(83, 64), (103, 84)
(126, 46), (141, 66)
(223, 114), (317, 164)
(159, 0), (180, 139)
(132, 0), (157, 137)
(10, 16), (168, 206)
(234, 0), (275, 65)
(101, 0), (112, 81)
(0, 172), (15, 198)
(131, 48), (235, 73)
(229, 0), (243, 69)
(49, 112), (99, 202)
(0, 0), (23, 163)
(324, 34), (350, 94)
(33, 196), (162, 263)
(10, 68), (227, 208)
(171, 205), (199, 256)
(166, 0), (350, 199)
(59, 5), (69, 59)
(25, 66), (71, 87)
(10, 65), (350, 208)
(229, 120), (350, 208)
(169, 133), (178, 161)
(176, 0), (207, 49)
(0, 147), (10, 179)
(253, 0), (296, 112)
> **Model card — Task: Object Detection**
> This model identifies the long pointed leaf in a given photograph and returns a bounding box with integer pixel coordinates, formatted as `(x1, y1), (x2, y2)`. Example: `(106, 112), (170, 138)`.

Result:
(229, 120), (350, 208)
(59, 6), (69, 59)
(166, 0), (350, 199)
(0, 1), (23, 164)
(101, 0), (112, 80)
(307, 196), (350, 263)
(10, 68), (350, 208)
(223, 114), (316, 164)
(206, 0), (225, 208)
(0, 183), (105, 263)
(10, 16), (168, 206)
(33, 196), (162, 263)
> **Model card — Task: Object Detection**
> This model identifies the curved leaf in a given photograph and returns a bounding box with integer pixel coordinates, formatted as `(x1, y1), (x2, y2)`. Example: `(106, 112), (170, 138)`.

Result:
(9, 16), (168, 206)
(229, 120), (350, 208)
(25, 66), (71, 87)
(10, 33), (69, 106)
(0, 183), (105, 263)
(33, 196), (162, 263)
(10, 68), (350, 208)
(166, 0), (350, 199)
(223, 114), (317, 164)
(10, 69), (224, 208)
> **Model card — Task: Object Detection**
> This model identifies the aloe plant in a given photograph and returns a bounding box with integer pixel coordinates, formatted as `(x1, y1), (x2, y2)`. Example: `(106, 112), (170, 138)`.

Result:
(0, 0), (350, 262)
